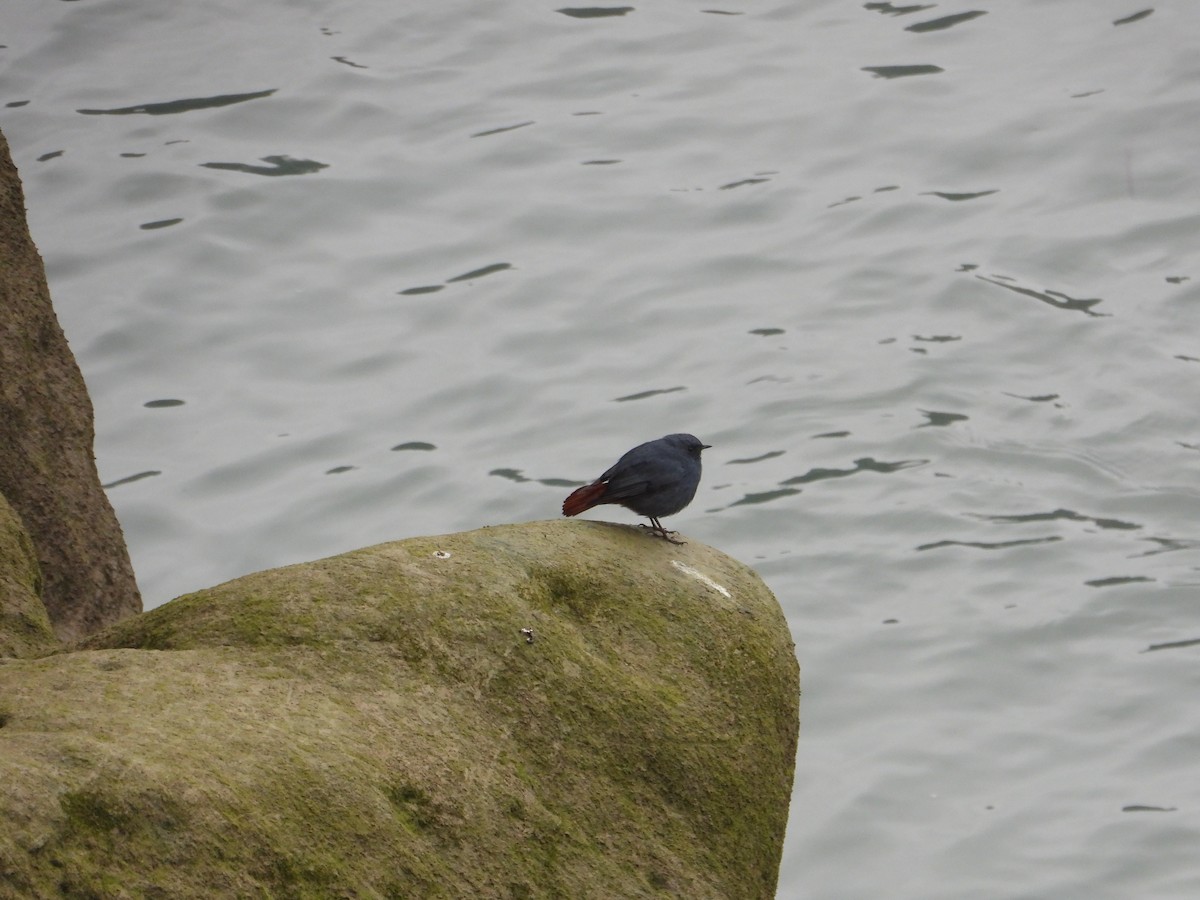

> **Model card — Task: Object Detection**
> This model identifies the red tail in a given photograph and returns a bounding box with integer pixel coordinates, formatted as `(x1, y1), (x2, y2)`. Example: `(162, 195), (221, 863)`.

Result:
(562, 481), (608, 517)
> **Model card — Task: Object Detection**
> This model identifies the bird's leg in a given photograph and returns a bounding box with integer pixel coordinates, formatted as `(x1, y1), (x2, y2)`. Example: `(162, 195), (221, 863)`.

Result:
(640, 517), (685, 545)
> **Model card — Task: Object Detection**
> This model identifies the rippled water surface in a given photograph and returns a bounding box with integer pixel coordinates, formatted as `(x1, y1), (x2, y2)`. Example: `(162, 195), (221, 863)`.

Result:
(6, 1), (1200, 896)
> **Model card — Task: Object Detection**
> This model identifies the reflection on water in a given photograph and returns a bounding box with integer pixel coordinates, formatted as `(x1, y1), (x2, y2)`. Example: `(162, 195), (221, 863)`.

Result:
(470, 121), (535, 137)
(727, 450), (785, 465)
(200, 156), (329, 177)
(921, 190), (998, 201)
(726, 487), (802, 509)
(614, 386), (687, 402)
(860, 64), (944, 79)
(904, 11), (989, 32)
(399, 262), (512, 295)
(782, 457), (927, 485)
(976, 274), (1108, 317)
(139, 217), (183, 230)
(916, 535), (1063, 552)
(1084, 574), (1154, 588)
(974, 508), (1140, 531)
(1142, 636), (1200, 654)
(445, 263), (512, 283)
(556, 7), (634, 19)
(490, 468), (576, 489)
(915, 410), (967, 427)
(77, 89), (277, 116)
(723, 457), (927, 508)
(1113, 9), (1154, 26)
(101, 470), (162, 489)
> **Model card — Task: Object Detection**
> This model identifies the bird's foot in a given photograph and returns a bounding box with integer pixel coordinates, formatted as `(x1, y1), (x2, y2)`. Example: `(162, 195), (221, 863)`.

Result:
(638, 523), (686, 545)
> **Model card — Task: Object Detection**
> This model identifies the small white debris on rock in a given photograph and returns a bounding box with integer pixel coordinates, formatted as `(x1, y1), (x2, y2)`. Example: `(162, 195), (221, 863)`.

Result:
(670, 561), (732, 598)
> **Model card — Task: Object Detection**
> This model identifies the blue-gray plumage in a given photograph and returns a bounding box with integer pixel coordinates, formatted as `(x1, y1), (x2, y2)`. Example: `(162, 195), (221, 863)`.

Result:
(562, 433), (710, 543)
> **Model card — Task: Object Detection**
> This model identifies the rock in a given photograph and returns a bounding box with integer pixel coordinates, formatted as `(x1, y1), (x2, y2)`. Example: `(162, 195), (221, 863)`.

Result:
(0, 126), (142, 641)
(0, 492), (58, 659)
(0, 521), (799, 898)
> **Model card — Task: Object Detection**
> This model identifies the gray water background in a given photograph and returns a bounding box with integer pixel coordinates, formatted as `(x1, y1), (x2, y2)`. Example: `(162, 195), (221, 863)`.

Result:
(5, 1), (1200, 896)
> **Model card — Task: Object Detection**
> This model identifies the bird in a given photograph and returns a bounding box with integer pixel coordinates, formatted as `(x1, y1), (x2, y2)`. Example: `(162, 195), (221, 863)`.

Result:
(561, 433), (710, 544)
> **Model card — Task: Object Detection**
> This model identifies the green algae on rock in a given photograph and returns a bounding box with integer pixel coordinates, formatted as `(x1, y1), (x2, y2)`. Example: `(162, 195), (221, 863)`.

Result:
(1, 520), (799, 898)
(0, 492), (58, 660)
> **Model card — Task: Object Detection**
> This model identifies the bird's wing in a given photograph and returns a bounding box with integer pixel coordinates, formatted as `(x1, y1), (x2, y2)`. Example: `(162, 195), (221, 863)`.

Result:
(599, 455), (685, 501)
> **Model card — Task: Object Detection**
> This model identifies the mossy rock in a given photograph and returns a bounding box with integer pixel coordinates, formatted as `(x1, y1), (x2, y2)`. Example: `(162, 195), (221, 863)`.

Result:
(0, 520), (799, 898)
(0, 491), (57, 659)
(0, 126), (143, 641)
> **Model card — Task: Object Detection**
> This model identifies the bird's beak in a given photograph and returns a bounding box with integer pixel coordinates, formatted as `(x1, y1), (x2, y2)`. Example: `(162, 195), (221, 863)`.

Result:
(701, 444), (712, 450)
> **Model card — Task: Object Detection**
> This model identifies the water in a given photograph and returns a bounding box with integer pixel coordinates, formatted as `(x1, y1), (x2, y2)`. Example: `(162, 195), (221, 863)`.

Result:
(5, 1), (1200, 896)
